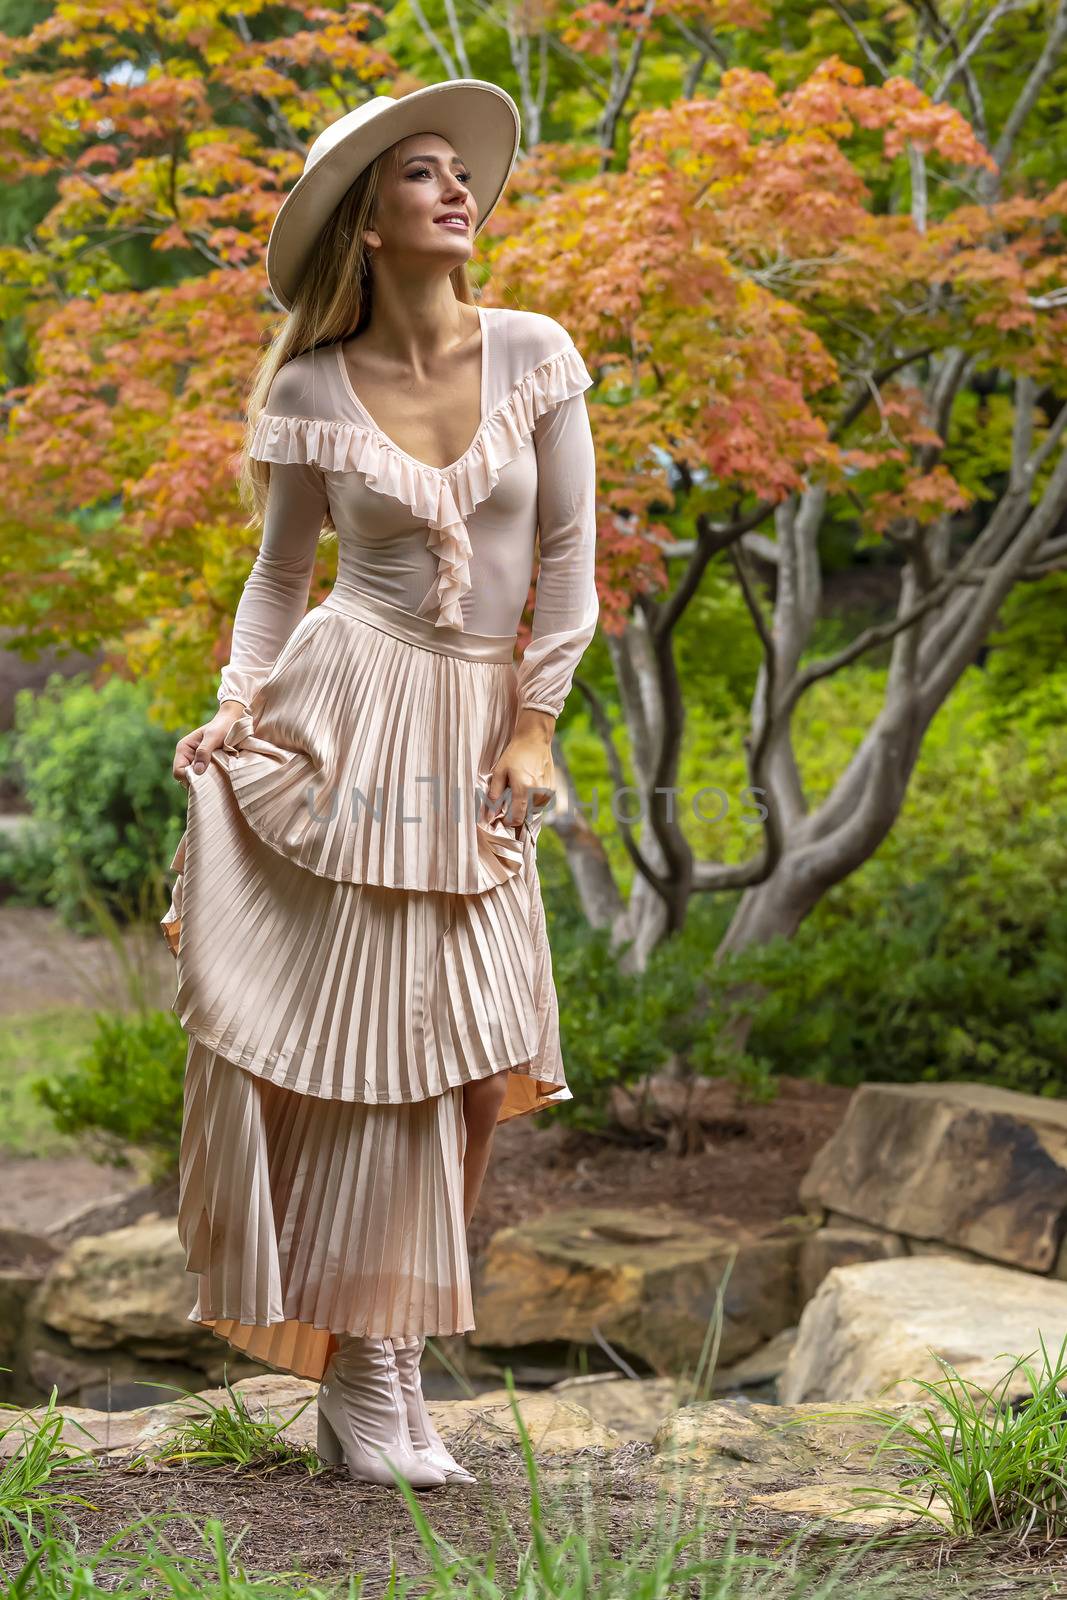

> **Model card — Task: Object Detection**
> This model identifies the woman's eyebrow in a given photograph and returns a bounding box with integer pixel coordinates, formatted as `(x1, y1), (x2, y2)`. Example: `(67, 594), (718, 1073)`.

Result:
(401, 153), (468, 169)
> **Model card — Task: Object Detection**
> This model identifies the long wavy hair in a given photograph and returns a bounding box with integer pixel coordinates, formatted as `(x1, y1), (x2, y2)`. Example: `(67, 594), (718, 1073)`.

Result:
(237, 143), (479, 540)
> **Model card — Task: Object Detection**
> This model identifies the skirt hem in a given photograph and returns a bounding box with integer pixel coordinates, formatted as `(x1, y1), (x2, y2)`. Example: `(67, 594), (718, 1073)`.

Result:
(187, 1311), (479, 1338)
(186, 1315), (478, 1383)
(178, 1022), (572, 1124)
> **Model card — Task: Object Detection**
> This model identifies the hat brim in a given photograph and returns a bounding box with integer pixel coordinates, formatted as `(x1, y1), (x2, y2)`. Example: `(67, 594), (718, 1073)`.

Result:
(265, 80), (521, 311)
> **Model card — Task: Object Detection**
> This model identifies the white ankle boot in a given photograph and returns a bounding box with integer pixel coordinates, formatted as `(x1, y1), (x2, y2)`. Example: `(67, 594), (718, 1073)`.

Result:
(390, 1334), (477, 1485)
(316, 1334), (447, 1489)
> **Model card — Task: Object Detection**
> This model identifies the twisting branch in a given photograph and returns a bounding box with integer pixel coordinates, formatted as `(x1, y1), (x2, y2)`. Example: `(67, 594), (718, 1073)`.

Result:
(982, 0), (1067, 191)
(571, 677), (670, 896)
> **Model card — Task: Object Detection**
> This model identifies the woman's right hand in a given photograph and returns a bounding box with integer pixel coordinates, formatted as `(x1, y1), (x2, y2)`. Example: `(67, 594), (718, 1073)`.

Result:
(172, 701), (248, 787)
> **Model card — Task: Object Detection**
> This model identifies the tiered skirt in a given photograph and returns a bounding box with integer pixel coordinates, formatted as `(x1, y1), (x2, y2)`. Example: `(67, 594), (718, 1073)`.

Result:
(160, 585), (572, 1381)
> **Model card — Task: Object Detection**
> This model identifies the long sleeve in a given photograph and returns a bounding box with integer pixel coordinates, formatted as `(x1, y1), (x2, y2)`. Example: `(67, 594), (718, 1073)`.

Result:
(515, 389), (599, 720)
(217, 460), (329, 711)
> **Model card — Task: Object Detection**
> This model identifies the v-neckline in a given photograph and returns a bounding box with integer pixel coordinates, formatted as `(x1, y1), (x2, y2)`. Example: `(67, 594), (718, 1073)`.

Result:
(335, 304), (489, 476)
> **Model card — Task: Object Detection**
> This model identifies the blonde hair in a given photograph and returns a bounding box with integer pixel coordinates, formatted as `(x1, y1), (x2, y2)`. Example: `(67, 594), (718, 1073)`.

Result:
(237, 144), (478, 539)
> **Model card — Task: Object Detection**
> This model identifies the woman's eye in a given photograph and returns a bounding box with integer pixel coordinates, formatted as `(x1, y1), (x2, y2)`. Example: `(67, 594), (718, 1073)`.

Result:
(412, 165), (472, 184)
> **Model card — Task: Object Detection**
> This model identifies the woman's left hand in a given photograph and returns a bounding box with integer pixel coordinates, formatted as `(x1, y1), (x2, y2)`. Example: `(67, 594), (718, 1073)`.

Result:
(482, 729), (556, 836)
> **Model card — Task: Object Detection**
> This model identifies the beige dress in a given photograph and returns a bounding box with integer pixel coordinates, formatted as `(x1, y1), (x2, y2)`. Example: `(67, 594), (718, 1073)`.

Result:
(160, 306), (598, 1380)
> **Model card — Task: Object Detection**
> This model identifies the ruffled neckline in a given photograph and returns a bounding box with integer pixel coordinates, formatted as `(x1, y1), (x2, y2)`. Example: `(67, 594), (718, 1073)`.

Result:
(249, 324), (594, 630)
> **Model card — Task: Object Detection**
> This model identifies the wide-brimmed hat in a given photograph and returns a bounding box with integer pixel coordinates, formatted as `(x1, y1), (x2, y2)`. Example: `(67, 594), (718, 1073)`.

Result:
(265, 79), (521, 310)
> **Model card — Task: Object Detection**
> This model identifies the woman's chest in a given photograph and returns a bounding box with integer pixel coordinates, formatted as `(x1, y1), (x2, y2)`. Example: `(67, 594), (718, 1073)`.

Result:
(324, 431), (539, 546)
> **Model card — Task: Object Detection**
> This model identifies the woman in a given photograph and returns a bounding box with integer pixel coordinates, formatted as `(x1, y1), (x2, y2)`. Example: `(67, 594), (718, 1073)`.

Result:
(161, 79), (599, 1492)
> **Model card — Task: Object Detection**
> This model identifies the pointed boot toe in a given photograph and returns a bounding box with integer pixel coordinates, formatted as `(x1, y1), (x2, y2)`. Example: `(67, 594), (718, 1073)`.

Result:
(390, 1334), (478, 1485)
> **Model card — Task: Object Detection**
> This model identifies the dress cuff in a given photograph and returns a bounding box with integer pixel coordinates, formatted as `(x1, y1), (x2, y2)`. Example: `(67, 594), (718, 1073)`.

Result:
(518, 700), (562, 719)
(217, 683), (254, 714)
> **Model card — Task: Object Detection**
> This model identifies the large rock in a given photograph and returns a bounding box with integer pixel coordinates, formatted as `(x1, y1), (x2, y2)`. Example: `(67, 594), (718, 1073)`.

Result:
(646, 1395), (944, 1532)
(799, 1082), (1067, 1272)
(30, 1216), (215, 1360)
(798, 1224), (906, 1303)
(547, 1374), (679, 1441)
(472, 1207), (802, 1370)
(44, 1182), (180, 1249)
(712, 1325), (797, 1392)
(779, 1255), (1067, 1405)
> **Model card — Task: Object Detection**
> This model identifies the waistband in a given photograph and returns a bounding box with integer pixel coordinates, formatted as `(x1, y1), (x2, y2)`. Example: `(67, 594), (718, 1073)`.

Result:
(320, 584), (516, 664)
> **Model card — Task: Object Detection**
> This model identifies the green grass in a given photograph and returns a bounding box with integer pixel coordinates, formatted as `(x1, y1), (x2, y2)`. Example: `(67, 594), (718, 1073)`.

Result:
(130, 1371), (322, 1475)
(0, 1011), (99, 1158)
(792, 1333), (1067, 1542)
(0, 1382), (100, 1551)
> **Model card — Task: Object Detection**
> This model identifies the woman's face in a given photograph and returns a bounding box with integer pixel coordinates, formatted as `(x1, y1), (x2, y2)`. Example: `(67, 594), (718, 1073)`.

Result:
(367, 132), (478, 262)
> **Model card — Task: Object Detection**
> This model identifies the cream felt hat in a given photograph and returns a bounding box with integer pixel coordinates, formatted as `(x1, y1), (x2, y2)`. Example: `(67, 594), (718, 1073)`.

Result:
(265, 79), (522, 310)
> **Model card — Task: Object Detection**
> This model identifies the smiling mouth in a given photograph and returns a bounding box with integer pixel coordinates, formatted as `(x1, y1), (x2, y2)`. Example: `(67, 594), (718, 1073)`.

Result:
(435, 217), (469, 231)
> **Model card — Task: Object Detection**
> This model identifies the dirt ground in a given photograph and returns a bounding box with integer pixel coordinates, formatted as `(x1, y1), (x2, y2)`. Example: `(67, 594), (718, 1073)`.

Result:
(1, 1070), (851, 1254)
(470, 1073), (852, 1262)
(2, 1446), (1063, 1598)
(0, 902), (175, 1017)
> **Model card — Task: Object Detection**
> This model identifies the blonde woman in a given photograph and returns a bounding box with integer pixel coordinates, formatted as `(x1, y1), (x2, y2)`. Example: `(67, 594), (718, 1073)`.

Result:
(163, 80), (598, 1491)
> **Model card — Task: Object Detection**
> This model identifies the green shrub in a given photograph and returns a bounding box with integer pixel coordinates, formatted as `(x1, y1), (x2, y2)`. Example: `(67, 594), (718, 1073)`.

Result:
(9, 672), (187, 929)
(0, 819), (58, 906)
(704, 812), (1067, 1097)
(32, 1009), (188, 1181)
(0, 726), (19, 792)
(543, 837), (756, 1128)
(973, 572), (1067, 740)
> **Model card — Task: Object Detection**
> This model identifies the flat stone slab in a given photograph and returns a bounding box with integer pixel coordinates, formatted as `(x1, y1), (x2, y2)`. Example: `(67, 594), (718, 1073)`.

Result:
(643, 1395), (948, 1535)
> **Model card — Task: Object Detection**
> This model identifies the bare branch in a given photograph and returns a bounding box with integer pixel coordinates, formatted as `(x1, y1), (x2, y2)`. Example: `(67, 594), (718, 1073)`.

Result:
(781, 565), (971, 714)
(740, 532), (780, 566)
(572, 676), (670, 895)
(440, 0), (472, 77)
(405, 0), (461, 76)
(908, 140), (928, 233)
(1010, 374), (1038, 491)
(828, 0), (893, 76)
(831, 347), (938, 440)
(907, 0), (990, 142)
(669, 17), (727, 93)
(983, 0), (1067, 191)
(921, 439), (1067, 709)
(596, 0), (658, 166)
(1029, 399), (1067, 478)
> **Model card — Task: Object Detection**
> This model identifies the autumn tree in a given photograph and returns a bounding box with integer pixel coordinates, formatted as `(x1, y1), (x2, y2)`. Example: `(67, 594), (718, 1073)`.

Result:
(487, 12), (1067, 973)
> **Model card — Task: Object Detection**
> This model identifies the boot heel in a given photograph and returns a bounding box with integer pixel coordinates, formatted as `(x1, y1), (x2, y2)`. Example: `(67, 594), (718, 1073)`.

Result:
(317, 1403), (344, 1465)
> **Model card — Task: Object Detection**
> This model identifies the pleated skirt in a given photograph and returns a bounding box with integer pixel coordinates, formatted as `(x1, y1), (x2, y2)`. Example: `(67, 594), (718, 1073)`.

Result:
(161, 585), (572, 1381)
